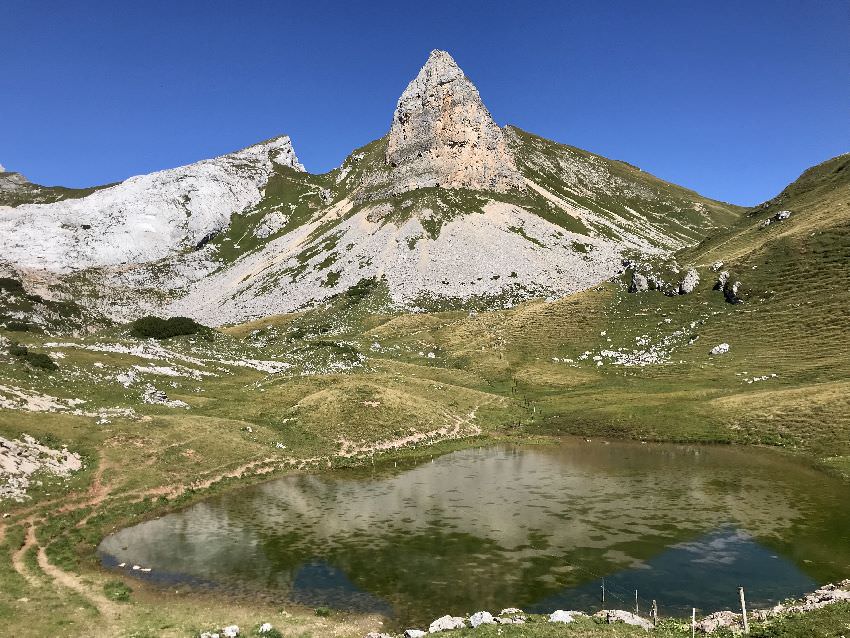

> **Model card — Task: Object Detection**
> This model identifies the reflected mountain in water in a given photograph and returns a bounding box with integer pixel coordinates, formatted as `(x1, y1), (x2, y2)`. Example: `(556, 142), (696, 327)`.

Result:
(99, 442), (850, 627)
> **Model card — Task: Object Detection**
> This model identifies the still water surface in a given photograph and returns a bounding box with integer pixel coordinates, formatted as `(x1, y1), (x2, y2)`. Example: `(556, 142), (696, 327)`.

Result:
(99, 441), (850, 626)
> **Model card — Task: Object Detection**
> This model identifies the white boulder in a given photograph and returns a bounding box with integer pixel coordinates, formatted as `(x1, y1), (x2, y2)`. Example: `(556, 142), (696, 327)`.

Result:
(469, 611), (495, 627)
(428, 615), (466, 633)
(549, 610), (576, 623)
(594, 610), (653, 630)
(710, 343), (730, 355)
(679, 268), (700, 294)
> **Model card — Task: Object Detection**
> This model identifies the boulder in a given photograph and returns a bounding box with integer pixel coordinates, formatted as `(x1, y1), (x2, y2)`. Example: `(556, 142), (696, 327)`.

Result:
(723, 280), (743, 304)
(548, 610), (576, 623)
(710, 343), (730, 355)
(696, 610), (740, 633)
(222, 626), (240, 638)
(761, 210), (792, 228)
(713, 271), (729, 290)
(679, 268), (700, 294)
(365, 633), (391, 638)
(469, 611), (495, 627)
(629, 272), (649, 293)
(593, 610), (653, 630)
(259, 624), (274, 634)
(711, 260), (724, 272)
(403, 631), (427, 638)
(428, 615), (466, 633)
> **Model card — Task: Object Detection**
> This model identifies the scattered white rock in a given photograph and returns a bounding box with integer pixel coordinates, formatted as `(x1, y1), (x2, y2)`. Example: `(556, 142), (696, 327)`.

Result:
(0, 434), (83, 502)
(697, 610), (740, 633)
(548, 610), (576, 623)
(710, 343), (730, 355)
(428, 615), (465, 633)
(469, 611), (495, 627)
(593, 609), (654, 630)
(142, 384), (189, 409)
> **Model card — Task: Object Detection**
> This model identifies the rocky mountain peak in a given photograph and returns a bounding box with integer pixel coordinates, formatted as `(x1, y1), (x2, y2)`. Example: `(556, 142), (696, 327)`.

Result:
(384, 50), (523, 194)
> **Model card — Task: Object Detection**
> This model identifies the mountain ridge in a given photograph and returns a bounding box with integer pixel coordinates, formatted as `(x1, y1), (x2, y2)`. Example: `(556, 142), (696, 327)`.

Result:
(1, 50), (746, 325)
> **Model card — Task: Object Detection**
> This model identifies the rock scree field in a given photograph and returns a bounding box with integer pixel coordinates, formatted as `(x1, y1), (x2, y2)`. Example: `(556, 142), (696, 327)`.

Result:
(0, 49), (848, 638)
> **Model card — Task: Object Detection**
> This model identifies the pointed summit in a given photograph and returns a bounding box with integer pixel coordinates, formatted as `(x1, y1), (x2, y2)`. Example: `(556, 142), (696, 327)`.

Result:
(384, 50), (523, 194)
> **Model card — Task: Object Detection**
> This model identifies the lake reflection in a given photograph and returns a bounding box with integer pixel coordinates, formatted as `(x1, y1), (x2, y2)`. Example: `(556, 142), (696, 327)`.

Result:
(99, 441), (850, 626)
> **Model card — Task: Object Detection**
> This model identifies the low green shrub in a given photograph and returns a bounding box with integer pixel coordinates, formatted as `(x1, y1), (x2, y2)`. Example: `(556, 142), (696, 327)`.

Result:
(130, 315), (208, 339)
(103, 579), (133, 602)
(5, 321), (30, 331)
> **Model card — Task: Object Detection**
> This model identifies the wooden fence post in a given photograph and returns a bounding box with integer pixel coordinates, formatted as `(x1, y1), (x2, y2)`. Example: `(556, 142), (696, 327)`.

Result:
(739, 586), (749, 633)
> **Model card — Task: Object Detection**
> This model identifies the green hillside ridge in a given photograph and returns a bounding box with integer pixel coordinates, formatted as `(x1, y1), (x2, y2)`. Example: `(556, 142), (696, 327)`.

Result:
(0, 170), (112, 207)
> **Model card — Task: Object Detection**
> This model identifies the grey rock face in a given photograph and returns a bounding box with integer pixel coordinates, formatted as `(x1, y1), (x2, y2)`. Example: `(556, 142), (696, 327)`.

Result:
(0, 171), (29, 193)
(384, 50), (523, 195)
(678, 267), (699, 294)
(714, 270), (729, 290)
(629, 271), (649, 293)
(724, 280), (743, 304)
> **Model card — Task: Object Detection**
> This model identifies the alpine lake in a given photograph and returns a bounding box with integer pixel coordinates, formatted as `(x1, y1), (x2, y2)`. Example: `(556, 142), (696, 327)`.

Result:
(99, 440), (850, 629)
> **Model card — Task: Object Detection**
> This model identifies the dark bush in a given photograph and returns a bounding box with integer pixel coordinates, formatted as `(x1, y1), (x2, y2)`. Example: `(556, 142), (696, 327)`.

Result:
(5, 321), (30, 332)
(8, 342), (28, 357)
(0, 277), (24, 293)
(23, 352), (58, 371)
(130, 315), (207, 340)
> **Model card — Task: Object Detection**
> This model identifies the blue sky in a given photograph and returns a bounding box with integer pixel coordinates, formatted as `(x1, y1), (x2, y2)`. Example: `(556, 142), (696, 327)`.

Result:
(2, 0), (847, 205)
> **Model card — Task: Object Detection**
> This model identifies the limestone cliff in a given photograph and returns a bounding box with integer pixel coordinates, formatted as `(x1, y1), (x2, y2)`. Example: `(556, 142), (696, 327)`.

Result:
(379, 50), (523, 196)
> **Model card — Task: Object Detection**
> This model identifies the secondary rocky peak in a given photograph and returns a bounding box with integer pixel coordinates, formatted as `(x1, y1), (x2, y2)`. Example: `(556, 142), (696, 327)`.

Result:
(236, 135), (305, 172)
(384, 50), (523, 194)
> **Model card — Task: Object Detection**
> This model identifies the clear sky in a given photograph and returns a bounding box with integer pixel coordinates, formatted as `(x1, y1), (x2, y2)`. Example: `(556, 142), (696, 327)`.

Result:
(2, 0), (847, 205)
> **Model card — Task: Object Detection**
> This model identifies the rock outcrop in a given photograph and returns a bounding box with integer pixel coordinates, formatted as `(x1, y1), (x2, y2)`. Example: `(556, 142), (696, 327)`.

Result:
(679, 268), (699, 294)
(383, 50), (523, 195)
(428, 615), (466, 633)
(710, 343), (730, 355)
(629, 271), (649, 293)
